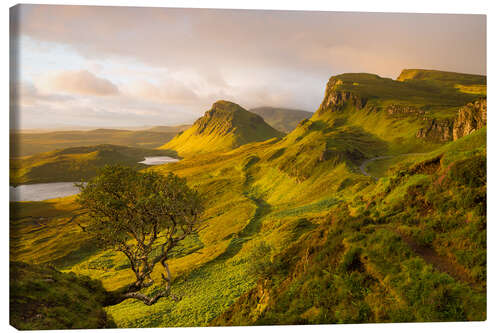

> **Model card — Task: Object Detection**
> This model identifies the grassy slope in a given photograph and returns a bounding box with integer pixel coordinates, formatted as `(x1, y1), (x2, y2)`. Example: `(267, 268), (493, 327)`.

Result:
(161, 101), (284, 156)
(10, 69), (486, 327)
(10, 261), (116, 330)
(10, 144), (177, 185)
(249, 107), (313, 132)
(10, 126), (189, 157)
(214, 127), (486, 325)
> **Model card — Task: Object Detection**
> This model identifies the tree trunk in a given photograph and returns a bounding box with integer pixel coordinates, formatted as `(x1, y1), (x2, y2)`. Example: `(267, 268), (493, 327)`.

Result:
(103, 260), (176, 306)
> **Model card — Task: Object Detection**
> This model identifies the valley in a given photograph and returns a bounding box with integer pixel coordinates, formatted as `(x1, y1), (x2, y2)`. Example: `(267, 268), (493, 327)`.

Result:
(10, 69), (486, 328)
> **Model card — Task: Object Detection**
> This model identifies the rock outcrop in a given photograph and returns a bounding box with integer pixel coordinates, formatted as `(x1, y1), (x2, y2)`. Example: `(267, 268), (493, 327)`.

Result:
(453, 98), (487, 140)
(416, 119), (454, 142)
(386, 104), (427, 117)
(416, 98), (486, 142)
(318, 78), (367, 115)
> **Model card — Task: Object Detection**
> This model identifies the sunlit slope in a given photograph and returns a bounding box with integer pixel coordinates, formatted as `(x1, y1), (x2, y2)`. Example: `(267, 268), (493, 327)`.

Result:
(11, 126), (189, 157)
(214, 127), (486, 325)
(249, 107), (313, 132)
(10, 144), (175, 185)
(397, 68), (486, 85)
(160, 101), (284, 156)
(10, 69), (486, 327)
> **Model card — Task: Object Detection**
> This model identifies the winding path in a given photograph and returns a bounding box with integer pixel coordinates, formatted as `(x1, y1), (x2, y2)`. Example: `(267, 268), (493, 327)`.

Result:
(359, 153), (428, 179)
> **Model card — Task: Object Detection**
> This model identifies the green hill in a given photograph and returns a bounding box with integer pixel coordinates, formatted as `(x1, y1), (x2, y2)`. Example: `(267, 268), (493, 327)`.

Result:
(160, 101), (284, 156)
(10, 126), (189, 157)
(249, 107), (313, 132)
(10, 261), (116, 330)
(10, 144), (176, 185)
(10, 69), (486, 327)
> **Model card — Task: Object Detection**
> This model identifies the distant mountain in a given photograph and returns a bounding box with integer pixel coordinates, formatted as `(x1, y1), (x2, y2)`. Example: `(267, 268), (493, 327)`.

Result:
(11, 69), (487, 327)
(10, 127), (188, 157)
(160, 100), (284, 156)
(248, 107), (313, 132)
(397, 68), (486, 85)
(148, 125), (191, 133)
(10, 144), (175, 185)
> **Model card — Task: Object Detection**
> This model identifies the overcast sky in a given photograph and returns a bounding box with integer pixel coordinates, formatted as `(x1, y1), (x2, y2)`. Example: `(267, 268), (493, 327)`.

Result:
(10, 5), (486, 129)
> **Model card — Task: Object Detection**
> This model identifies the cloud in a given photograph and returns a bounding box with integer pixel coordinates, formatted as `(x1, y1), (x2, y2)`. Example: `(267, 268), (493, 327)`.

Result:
(40, 70), (119, 96)
(10, 5), (486, 129)
(125, 79), (200, 104)
(10, 81), (74, 107)
(13, 5), (486, 80)
(10, 79), (201, 130)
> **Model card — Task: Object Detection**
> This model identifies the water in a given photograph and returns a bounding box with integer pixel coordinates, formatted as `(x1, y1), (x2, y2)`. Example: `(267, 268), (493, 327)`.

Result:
(10, 156), (179, 202)
(10, 182), (82, 202)
(139, 156), (179, 165)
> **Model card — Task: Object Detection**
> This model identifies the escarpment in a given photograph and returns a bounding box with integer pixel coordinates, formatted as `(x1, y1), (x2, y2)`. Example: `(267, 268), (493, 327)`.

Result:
(417, 98), (486, 142)
(452, 98), (487, 140)
(317, 78), (368, 115)
(416, 119), (454, 142)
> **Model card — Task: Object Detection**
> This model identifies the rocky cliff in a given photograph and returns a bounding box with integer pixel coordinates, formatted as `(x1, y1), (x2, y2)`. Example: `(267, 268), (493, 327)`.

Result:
(317, 78), (367, 115)
(453, 98), (487, 140)
(416, 119), (454, 142)
(416, 98), (486, 142)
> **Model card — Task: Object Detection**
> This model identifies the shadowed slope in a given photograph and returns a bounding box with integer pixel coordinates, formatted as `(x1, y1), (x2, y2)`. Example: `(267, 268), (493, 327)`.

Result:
(10, 261), (116, 330)
(249, 107), (313, 132)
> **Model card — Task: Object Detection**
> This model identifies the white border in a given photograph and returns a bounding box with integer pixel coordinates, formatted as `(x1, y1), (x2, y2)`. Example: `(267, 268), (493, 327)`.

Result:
(2, 1), (498, 332)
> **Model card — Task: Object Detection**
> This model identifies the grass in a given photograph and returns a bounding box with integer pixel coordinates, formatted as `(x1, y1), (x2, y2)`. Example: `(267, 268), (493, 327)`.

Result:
(10, 144), (177, 185)
(161, 100), (283, 156)
(10, 261), (116, 330)
(10, 68), (486, 328)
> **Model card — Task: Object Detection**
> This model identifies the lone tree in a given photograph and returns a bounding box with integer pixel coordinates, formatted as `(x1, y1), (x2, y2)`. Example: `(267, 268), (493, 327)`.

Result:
(76, 165), (203, 306)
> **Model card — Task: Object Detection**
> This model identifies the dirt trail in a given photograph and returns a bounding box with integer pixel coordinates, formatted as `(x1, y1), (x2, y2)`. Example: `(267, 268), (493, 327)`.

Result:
(359, 153), (428, 179)
(394, 229), (480, 289)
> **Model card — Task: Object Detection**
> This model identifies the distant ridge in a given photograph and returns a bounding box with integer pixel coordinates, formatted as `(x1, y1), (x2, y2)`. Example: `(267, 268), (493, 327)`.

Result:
(397, 69), (486, 85)
(249, 107), (313, 132)
(10, 144), (174, 185)
(160, 101), (284, 156)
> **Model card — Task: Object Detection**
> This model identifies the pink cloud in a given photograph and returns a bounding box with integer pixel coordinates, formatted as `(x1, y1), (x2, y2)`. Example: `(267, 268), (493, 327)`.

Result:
(41, 70), (119, 96)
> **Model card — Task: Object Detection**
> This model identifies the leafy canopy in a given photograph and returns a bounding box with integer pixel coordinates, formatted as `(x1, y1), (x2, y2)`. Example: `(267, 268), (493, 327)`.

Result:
(77, 165), (203, 305)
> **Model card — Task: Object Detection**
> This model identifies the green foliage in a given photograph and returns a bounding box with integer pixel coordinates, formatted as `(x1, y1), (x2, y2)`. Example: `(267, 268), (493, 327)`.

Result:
(77, 165), (204, 305)
(448, 154), (486, 187)
(10, 261), (116, 330)
(248, 241), (274, 278)
(77, 165), (202, 250)
(10, 68), (486, 327)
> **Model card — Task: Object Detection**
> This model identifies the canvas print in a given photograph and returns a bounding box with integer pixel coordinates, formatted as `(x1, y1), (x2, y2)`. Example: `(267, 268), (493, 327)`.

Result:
(9, 4), (486, 329)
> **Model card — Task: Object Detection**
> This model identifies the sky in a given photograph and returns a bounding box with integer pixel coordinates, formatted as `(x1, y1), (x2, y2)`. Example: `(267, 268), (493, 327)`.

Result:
(10, 5), (486, 129)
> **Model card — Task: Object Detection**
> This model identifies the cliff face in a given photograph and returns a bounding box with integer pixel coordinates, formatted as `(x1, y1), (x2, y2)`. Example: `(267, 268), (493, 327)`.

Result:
(416, 98), (486, 142)
(416, 119), (454, 142)
(317, 78), (367, 115)
(453, 99), (487, 140)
